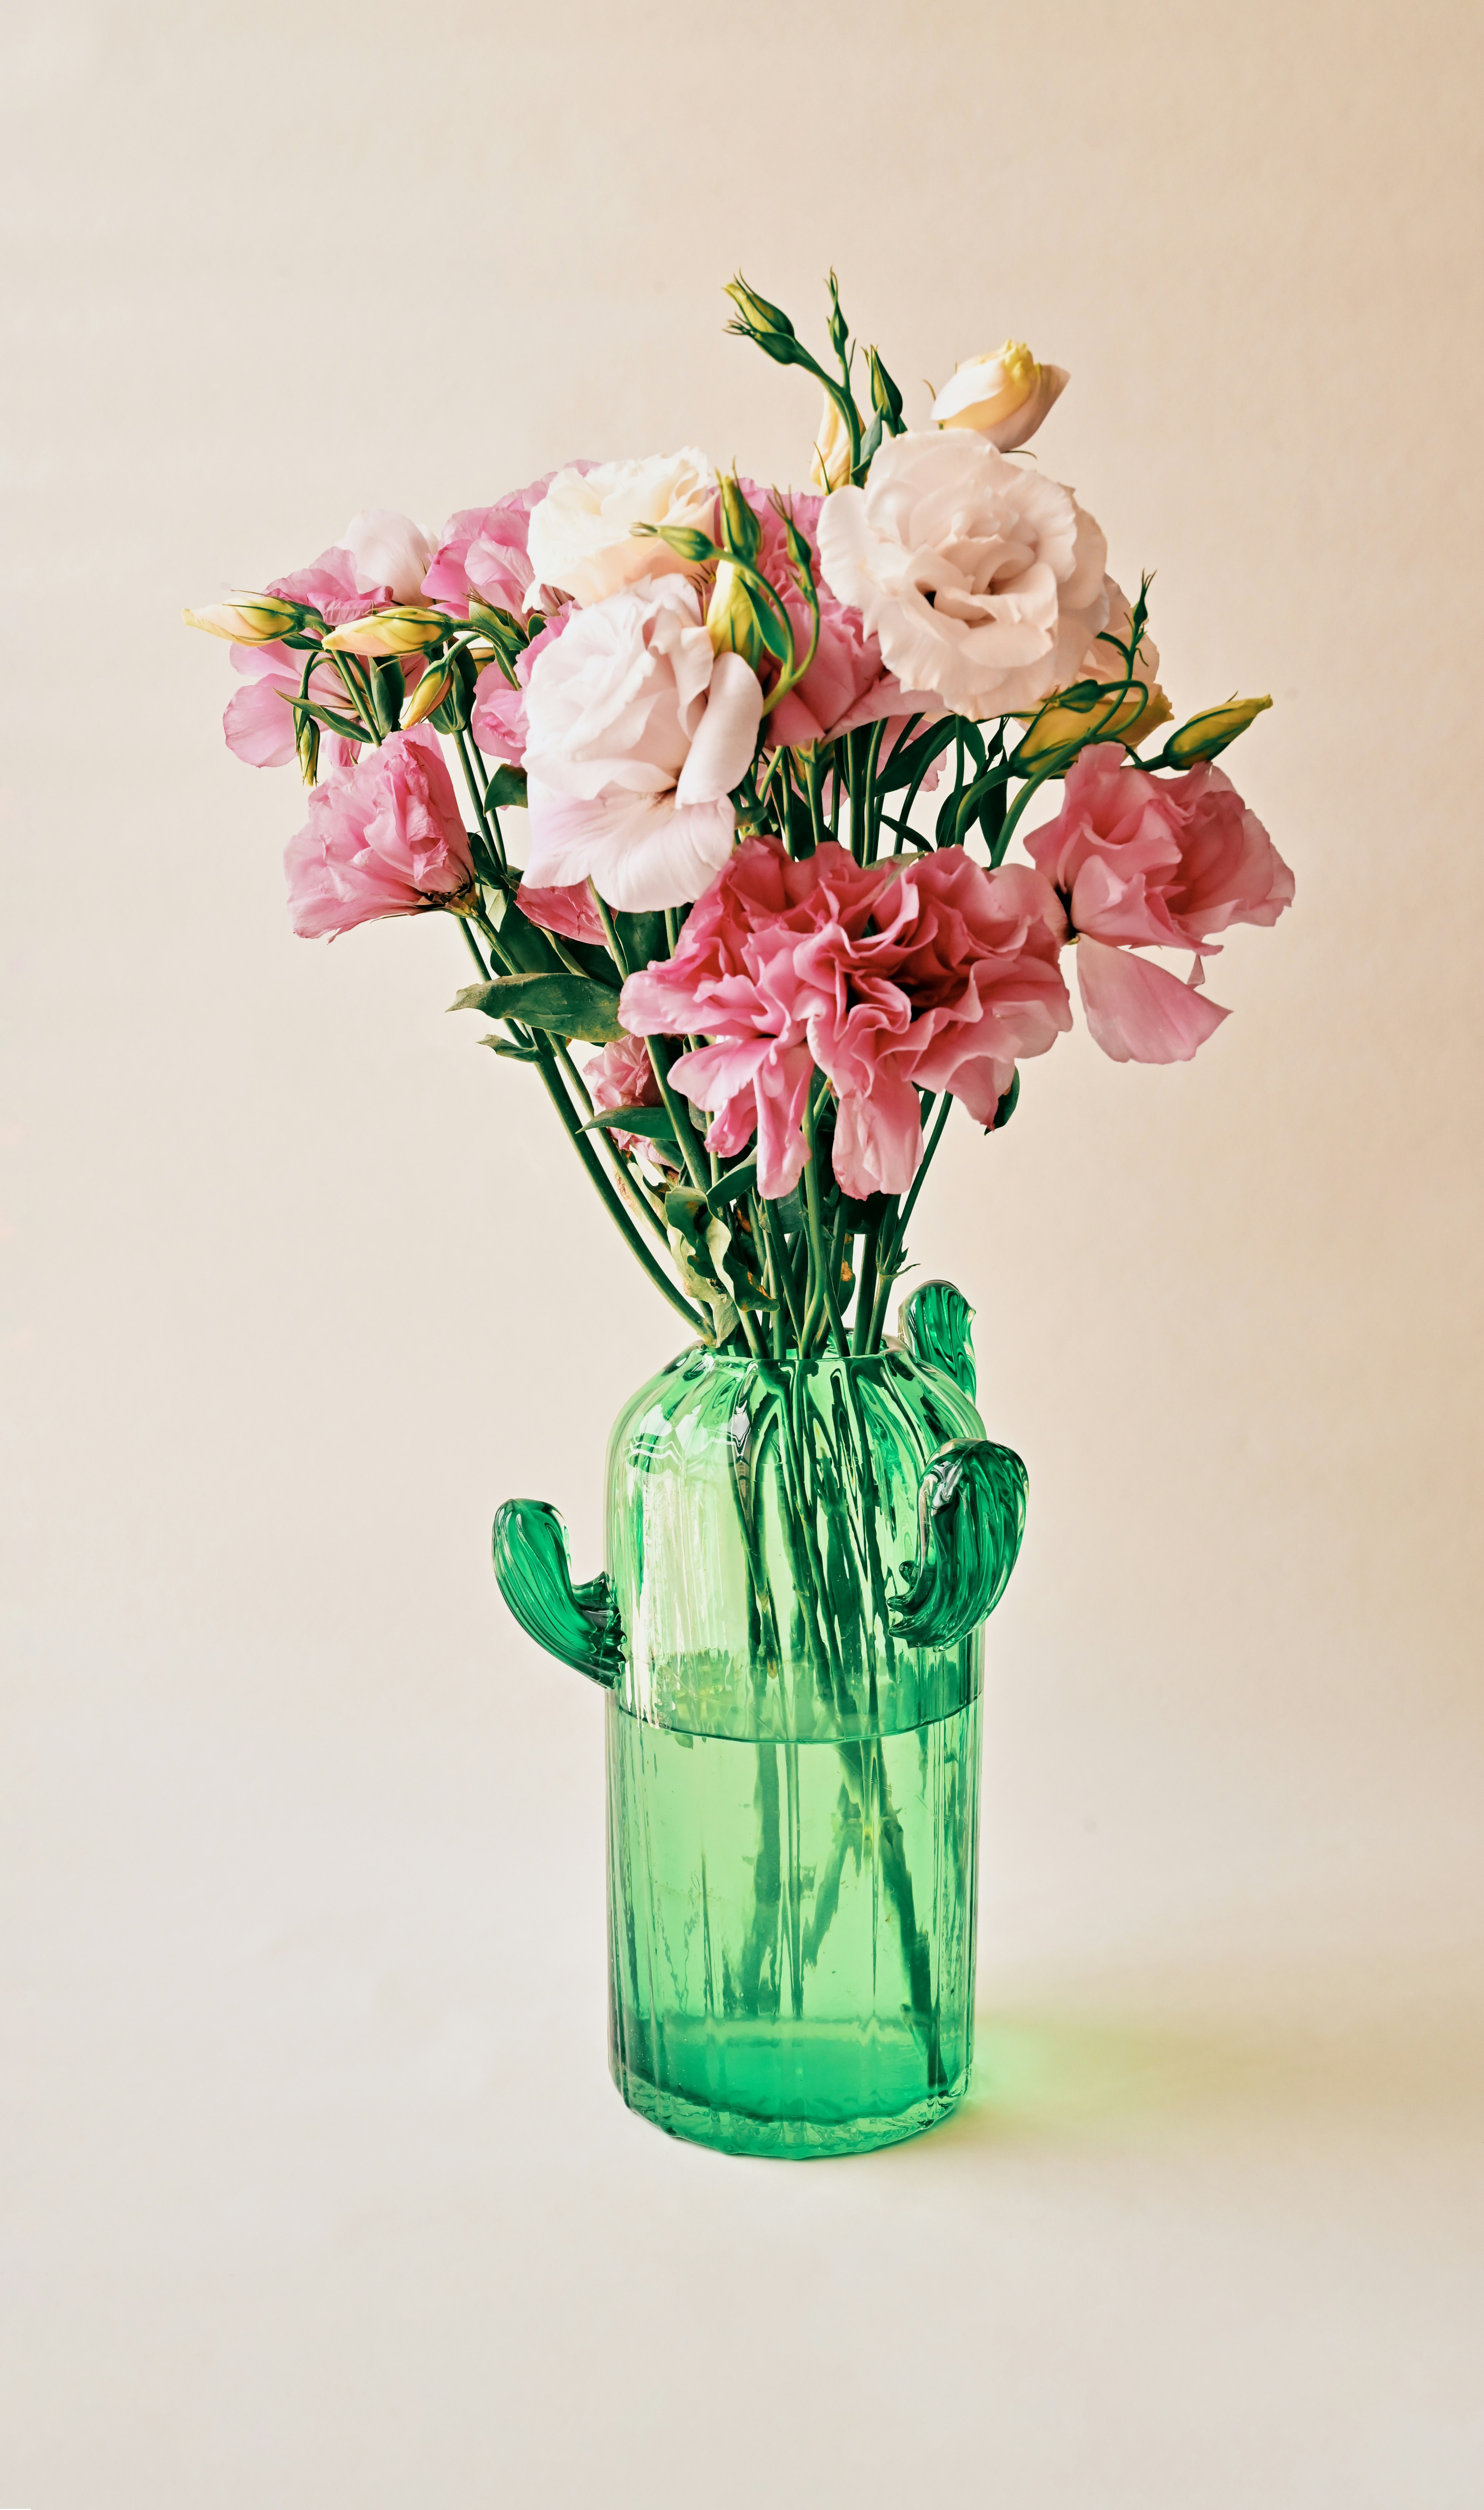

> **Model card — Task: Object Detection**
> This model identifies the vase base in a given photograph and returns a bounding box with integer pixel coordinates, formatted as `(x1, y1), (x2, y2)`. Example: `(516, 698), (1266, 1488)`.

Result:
(610, 2020), (968, 2159)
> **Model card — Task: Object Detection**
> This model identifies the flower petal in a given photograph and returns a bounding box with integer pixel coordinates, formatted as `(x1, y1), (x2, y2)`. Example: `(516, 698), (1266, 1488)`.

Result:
(674, 652), (764, 807)
(1076, 936), (1229, 1063)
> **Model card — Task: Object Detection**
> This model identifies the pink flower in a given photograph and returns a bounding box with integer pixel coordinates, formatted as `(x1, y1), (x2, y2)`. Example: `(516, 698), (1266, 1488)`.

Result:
(470, 604), (573, 766)
(1025, 743), (1294, 1062)
(582, 1032), (676, 1172)
(521, 576), (764, 912)
(737, 486), (942, 751)
(265, 545), (395, 626)
(516, 879), (607, 948)
(223, 647), (360, 773)
(341, 510), (436, 603)
(619, 836), (1070, 1198)
(422, 470), (591, 619)
(284, 729), (473, 940)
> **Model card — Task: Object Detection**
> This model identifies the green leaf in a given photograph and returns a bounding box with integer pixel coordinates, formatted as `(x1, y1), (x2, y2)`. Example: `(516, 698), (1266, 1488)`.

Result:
(706, 1160), (757, 1210)
(580, 1105), (677, 1142)
(450, 976), (626, 1044)
(486, 763), (528, 809)
(293, 698), (372, 744)
(478, 1035), (541, 1061)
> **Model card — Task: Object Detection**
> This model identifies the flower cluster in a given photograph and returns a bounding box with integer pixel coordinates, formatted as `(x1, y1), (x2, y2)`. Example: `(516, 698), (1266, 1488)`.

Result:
(188, 269), (1292, 1356)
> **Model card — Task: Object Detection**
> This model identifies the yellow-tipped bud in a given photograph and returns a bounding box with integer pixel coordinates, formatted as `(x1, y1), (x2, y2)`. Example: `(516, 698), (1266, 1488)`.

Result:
(183, 594), (302, 643)
(706, 564), (770, 671)
(1016, 683), (1173, 769)
(295, 708), (320, 786)
(1166, 697), (1272, 765)
(808, 387), (853, 491)
(400, 660), (455, 727)
(323, 607), (448, 657)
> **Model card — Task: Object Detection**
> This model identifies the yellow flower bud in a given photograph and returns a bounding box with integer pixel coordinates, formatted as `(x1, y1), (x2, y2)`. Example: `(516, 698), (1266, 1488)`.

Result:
(295, 708), (320, 786)
(1166, 697), (1272, 765)
(322, 607), (448, 657)
(183, 594), (302, 643)
(1015, 682), (1173, 770)
(706, 563), (770, 671)
(931, 340), (1069, 452)
(400, 659), (455, 727)
(808, 387), (853, 491)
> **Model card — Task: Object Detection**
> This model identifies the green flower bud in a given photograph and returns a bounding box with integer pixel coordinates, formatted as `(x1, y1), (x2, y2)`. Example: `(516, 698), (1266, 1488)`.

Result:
(716, 473), (763, 565)
(724, 274), (807, 367)
(294, 706), (319, 786)
(1165, 697), (1272, 765)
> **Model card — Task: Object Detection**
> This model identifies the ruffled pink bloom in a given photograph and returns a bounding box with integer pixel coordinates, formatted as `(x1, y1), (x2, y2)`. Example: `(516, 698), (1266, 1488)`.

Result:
(421, 469), (592, 619)
(1025, 743), (1294, 1062)
(582, 1032), (676, 1171)
(470, 604), (573, 766)
(223, 647), (360, 773)
(737, 485), (942, 752)
(515, 879), (607, 948)
(222, 547), (398, 769)
(620, 836), (1070, 1198)
(284, 729), (472, 940)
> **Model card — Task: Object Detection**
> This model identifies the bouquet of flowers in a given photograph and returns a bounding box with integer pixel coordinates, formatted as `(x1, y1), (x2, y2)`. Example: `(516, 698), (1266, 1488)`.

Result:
(187, 272), (1293, 1365)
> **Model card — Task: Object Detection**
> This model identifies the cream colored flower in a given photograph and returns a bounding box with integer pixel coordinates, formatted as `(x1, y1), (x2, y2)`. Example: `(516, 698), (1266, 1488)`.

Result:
(817, 429), (1108, 720)
(931, 340), (1068, 451)
(525, 448), (717, 608)
(808, 388), (853, 491)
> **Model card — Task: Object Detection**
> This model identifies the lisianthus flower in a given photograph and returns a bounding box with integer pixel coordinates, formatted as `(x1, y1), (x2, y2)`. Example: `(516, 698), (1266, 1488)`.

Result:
(619, 835), (1070, 1198)
(735, 485), (943, 753)
(521, 575), (763, 912)
(341, 509), (437, 602)
(421, 469), (594, 619)
(817, 429), (1108, 721)
(515, 877), (608, 948)
(470, 604), (573, 767)
(930, 340), (1068, 450)
(1024, 742), (1294, 1061)
(526, 450), (716, 608)
(582, 1033), (679, 1178)
(284, 729), (472, 939)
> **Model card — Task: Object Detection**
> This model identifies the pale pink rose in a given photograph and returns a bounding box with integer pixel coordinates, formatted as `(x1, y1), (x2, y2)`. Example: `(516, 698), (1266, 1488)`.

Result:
(521, 575), (764, 912)
(583, 1032), (677, 1171)
(421, 469), (593, 619)
(620, 835), (1069, 1198)
(526, 449), (716, 607)
(470, 604), (573, 766)
(515, 879), (608, 948)
(1025, 742), (1294, 1061)
(340, 509), (436, 602)
(284, 729), (472, 940)
(736, 485), (944, 752)
(818, 429), (1108, 721)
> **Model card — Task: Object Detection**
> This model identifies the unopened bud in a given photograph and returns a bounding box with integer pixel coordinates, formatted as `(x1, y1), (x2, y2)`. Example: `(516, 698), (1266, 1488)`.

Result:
(295, 707), (320, 786)
(322, 607), (448, 657)
(1165, 697), (1272, 765)
(400, 659), (455, 728)
(1015, 680), (1172, 770)
(716, 474), (763, 565)
(630, 521), (717, 566)
(866, 346), (904, 435)
(183, 594), (302, 643)
(724, 274), (807, 368)
(808, 388), (853, 491)
(706, 564), (770, 671)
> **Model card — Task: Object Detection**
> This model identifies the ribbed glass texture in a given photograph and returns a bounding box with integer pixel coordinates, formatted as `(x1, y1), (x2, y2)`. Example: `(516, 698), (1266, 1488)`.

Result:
(603, 1346), (986, 2158)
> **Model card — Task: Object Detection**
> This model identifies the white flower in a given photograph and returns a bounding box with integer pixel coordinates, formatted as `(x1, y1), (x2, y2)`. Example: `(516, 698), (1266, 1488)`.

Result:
(525, 449), (717, 608)
(931, 341), (1068, 451)
(521, 575), (763, 911)
(816, 430), (1108, 719)
(340, 509), (437, 602)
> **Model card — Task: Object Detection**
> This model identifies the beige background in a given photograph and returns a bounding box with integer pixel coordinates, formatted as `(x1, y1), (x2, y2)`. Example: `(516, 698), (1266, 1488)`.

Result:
(3, 2), (1482, 2502)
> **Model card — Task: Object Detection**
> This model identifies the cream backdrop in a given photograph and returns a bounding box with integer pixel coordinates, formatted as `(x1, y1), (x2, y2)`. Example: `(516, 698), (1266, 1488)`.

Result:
(3, 3), (1482, 2504)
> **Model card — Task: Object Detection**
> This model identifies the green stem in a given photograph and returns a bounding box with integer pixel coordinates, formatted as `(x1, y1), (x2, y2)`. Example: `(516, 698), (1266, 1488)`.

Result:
(532, 1043), (706, 1338)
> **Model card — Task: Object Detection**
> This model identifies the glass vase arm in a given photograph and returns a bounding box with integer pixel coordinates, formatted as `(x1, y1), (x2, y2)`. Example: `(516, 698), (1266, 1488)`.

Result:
(890, 1438), (1028, 1647)
(491, 1498), (625, 1687)
(899, 1279), (977, 1399)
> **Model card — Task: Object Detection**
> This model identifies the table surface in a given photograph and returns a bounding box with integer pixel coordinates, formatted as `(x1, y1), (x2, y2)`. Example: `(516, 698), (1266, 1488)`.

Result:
(4, 1628), (1481, 2510)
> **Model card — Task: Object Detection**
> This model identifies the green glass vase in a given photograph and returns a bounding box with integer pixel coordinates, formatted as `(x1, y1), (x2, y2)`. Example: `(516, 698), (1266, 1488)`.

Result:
(493, 1284), (1027, 2159)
